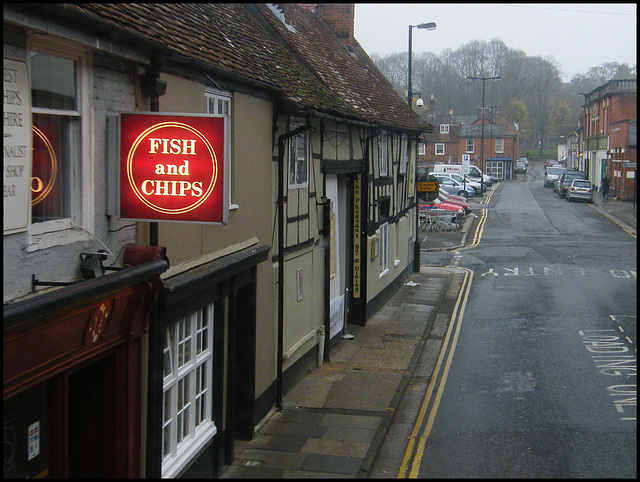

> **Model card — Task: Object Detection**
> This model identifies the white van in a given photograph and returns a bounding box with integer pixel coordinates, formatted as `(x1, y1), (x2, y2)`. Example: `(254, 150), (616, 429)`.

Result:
(432, 164), (492, 188)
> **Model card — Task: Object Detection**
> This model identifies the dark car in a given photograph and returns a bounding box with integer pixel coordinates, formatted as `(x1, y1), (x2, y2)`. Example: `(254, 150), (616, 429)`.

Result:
(514, 161), (527, 173)
(557, 170), (588, 198)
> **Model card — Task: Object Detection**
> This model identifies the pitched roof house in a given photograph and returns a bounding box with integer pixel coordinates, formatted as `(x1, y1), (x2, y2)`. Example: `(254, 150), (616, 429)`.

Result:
(4, 3), (431, 478)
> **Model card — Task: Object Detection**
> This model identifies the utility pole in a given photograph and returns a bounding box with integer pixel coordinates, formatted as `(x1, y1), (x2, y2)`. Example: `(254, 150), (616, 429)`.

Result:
(467, 75), (500, 192)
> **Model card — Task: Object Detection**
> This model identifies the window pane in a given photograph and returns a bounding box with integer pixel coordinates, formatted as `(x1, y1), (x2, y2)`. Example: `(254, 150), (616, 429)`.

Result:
(163, 328), (173, 378)
(31, 52), (77, 111)
(31, 113), (74, 222)
(162, 390), (172, 457)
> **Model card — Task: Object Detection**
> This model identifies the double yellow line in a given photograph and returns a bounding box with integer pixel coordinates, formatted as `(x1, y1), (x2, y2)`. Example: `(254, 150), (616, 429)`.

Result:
(398, 267), (474, 478)
(453, 183), (496, 252)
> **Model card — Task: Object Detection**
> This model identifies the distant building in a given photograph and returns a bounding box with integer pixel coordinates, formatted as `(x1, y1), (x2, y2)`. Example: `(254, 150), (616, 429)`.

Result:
(416, 97), (518, 180)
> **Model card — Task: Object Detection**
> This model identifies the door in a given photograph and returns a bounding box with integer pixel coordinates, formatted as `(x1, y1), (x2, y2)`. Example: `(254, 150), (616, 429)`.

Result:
(326, 174), (347, 338)
(67, 354), (117, 478)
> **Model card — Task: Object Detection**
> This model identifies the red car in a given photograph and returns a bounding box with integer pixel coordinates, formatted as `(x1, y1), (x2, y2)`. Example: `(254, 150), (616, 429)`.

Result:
(439, 192), (471, 214)
(420, 198), (464, 215)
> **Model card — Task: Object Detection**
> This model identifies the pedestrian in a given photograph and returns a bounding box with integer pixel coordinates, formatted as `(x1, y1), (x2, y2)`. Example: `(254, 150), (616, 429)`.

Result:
(602, 175), (610, 201)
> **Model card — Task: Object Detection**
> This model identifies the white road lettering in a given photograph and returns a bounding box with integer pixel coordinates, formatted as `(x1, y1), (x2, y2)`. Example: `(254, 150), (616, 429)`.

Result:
(578, 329), (636, 421)
(477, 267), (636, 278)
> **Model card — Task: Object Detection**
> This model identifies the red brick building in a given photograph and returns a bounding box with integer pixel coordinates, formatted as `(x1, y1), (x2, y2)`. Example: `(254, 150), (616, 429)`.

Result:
(418, 98), (519, 180)
(580, 79), (636, 199)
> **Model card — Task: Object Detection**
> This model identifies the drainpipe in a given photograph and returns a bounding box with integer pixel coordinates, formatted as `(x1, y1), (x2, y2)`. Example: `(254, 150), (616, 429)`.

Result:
(139, 56), (167, 479)
(275, 118), (312, 409)
(321, 195), (331, 363)
(140, 57), (167, 247)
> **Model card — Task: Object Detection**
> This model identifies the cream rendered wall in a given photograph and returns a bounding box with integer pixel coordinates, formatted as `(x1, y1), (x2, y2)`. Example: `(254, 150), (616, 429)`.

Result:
(278, 116), (326, 371)
(157, 73), (277, 401)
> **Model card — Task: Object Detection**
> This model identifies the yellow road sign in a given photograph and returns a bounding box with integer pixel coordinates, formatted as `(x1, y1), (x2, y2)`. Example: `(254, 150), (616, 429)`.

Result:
(417, 181), (439, 192)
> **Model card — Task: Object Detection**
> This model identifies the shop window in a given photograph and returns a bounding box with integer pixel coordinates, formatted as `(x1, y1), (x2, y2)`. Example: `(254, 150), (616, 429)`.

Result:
(162, 303), (216, 478)
(29, 49), (82, 228)
(288, 118), (309, 189)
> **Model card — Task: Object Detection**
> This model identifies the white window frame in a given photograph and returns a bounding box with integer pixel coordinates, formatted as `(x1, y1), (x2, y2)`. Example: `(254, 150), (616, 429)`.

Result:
(379, 222), (389, 277)
(466, 138), (474, 153)
(435, 143), (445, 156)
(26, 37), (93, 250)
(399, 136), (408, 175)
(418, 142), (426, 156)
(162, 303), (217, 478)
(287, 118), (309, 189)
(440, 124), (450, 134)
(495, 138), (504, 154)
(378, 132), (389, 177)
(205, 88), (237, 210)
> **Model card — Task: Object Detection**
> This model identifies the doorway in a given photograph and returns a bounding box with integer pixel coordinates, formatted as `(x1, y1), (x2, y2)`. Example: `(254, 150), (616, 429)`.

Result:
(67, 354), (117, 478)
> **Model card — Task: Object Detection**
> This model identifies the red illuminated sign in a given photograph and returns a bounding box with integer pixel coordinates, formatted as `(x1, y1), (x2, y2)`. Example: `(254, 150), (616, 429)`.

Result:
(120, 113), (227, 224)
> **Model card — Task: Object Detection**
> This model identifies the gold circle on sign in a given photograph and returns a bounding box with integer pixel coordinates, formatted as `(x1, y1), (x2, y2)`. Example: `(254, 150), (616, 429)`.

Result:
(31, 126), (58, 206)
(88, 302), (110, 343)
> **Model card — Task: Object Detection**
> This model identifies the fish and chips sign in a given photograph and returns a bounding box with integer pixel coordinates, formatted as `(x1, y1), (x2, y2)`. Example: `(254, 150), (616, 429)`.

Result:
(119, 113), (228, 224)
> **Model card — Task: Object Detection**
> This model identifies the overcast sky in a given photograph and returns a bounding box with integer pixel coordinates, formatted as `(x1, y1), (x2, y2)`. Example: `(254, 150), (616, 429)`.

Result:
(354, 3), (637, 82)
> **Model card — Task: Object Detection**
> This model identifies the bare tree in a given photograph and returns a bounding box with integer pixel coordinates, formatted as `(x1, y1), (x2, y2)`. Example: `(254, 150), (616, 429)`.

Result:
(526, 56), (563, 147)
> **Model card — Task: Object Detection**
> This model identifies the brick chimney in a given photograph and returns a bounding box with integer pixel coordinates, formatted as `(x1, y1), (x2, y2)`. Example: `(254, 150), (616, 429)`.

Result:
(315, 4), (355, 46)
(429, 94), (436, 111)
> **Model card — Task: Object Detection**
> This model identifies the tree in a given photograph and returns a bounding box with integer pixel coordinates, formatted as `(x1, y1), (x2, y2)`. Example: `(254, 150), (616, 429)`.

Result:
(549, 99), (574, 138)
(504, 99), (531, 143)
(525, 56), (562, 147)
(368, 40), (634, 146)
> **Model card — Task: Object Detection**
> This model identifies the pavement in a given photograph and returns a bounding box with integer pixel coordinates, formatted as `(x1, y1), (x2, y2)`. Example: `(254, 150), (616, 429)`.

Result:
(220, 189), (635, 479)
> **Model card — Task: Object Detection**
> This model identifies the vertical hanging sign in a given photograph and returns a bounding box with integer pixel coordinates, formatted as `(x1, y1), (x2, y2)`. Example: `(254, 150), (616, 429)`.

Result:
(353, 174), (361, 298)
(3, 59), (31, 234)
(119, 113), (228, 224)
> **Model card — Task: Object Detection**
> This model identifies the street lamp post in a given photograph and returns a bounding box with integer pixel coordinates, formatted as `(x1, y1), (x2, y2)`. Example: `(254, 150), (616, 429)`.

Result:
(408, 21), (436, 273)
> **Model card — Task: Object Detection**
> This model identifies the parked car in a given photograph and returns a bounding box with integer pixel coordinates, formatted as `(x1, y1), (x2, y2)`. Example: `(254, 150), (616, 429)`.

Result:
(545, 159), (560, 168)
(544, 166), (566, 187)
(557, 170), (589, 198)
(432, 174), (476, 198)
(514, 161), (527, 173)
(436, 172), (485, 194)
(518, 157), (529, 167)
(566, 179), (594, 203)
(419, 199), (465, 220)
(439, 192), (471, 214)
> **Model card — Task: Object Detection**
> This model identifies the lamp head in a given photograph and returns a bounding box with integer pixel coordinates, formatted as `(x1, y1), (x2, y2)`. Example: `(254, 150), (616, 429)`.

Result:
(416, 98), (424, 107)
(417, 22), (437, 30)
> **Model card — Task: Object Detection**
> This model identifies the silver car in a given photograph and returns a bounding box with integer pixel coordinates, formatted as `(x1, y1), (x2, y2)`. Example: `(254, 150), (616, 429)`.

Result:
(432, 174), (476, 198)
(566, 179), (593, 203)
(544, 166), (566, 187)
(436, 172), (485, 194)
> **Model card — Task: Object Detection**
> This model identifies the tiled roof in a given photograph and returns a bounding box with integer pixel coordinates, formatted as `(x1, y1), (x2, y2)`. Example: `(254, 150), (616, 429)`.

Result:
(63, 3), (430, 133)
(461, 123), (515, 138)
(420, 110), (459, 127)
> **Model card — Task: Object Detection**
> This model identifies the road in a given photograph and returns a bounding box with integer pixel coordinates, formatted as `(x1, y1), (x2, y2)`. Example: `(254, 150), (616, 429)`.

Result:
(391, 162), (636, 477)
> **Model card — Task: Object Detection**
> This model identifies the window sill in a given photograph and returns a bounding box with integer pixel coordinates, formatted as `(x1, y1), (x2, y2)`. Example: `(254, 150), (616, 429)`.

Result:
(162, 423), (217, 478)
(26, 226), (93, 253)
(379, 268), (389, 279)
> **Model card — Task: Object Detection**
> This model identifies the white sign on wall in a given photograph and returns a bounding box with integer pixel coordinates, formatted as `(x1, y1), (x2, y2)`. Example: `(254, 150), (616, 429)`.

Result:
(4, 59), (32, 234)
